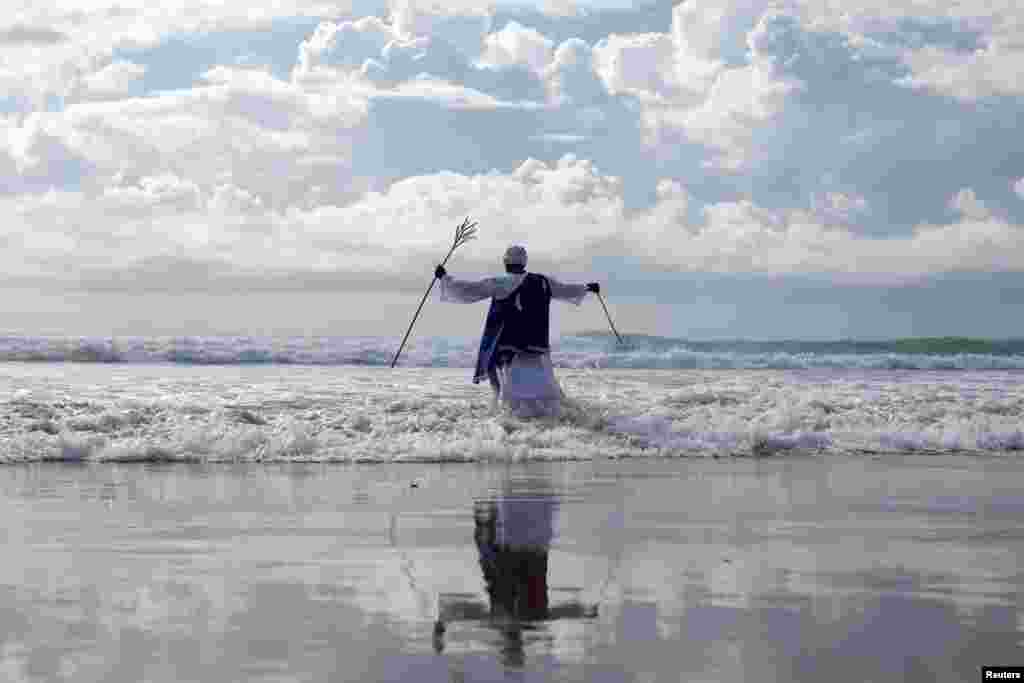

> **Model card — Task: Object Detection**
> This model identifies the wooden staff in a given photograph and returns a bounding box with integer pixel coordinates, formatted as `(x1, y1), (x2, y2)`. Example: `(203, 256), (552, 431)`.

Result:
(391, 217), (477, 368)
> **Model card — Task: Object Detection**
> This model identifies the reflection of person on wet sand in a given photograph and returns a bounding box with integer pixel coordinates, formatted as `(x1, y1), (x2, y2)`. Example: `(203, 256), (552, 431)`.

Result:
(433, 491), (597, 665)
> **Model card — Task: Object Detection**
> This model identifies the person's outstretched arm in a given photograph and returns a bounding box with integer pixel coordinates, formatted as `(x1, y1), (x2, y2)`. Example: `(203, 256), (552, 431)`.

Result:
(546, 276), (597, 306)
(434, 264), (504, 303)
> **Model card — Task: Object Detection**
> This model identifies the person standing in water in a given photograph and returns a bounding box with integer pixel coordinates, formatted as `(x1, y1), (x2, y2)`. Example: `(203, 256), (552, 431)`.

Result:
(434, 246), (599, 414)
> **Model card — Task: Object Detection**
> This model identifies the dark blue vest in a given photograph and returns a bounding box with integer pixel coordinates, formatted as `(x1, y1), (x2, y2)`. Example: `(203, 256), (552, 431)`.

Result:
(473, 273), (552, 384)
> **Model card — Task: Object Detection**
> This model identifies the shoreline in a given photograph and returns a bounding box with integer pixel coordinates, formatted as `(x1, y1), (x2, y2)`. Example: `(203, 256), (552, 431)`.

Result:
(1, 456), (1021, 681)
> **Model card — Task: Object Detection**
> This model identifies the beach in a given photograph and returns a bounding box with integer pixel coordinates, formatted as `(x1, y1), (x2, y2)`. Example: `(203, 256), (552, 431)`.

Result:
(4, 0), (1023, 677)
(1, 456), (1021, 682)
(0, 357), (1021, 681)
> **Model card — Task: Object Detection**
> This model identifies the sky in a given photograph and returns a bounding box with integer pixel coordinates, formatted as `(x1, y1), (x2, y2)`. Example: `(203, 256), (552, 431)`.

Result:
(1, 0), (1023, 340)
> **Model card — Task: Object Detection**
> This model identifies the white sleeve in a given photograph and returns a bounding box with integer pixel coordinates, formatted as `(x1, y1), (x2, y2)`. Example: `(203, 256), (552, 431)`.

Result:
(439, 275), (501, 303)
(546, 276), (589, 306)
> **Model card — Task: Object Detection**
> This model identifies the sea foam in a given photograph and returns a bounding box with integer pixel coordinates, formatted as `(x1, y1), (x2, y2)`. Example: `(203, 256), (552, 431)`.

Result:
(1, 364), (1021, 463)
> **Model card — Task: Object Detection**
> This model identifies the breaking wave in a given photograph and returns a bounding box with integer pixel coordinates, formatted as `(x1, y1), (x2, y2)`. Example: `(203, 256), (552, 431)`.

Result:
(1, 363), (1022, 463)
(1, 334), (1023, 370)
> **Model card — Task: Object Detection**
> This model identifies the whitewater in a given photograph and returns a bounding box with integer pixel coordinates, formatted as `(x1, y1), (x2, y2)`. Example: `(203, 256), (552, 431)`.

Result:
(1, 334), (1022, 463)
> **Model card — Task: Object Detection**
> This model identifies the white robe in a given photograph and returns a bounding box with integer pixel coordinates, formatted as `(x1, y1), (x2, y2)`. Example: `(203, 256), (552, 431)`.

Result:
(439, 273), (588, 416)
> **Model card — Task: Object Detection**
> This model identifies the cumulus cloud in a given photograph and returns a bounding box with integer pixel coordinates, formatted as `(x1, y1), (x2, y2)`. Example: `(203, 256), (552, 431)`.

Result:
(363, 36), (474, 87)
(300, 155), (626, 273)
(811, 192), (870, 225)
(0, 156), (605, 289)
(670, 60), (798, 169)
(0, 156), (594, 289)
(293, 11), (548, 105)
(586, 4), (803, 169)
(899, 42), (1024, 100)
(572, 0), (1023, 239)
(208, 183), (266, 214)
(543, 38), (608, 105)
(787, 0), (1024, 100)
(629, 187), (1024, 279)
(3, 151), (1022, 294)
(389, 0), (494, 54)
(592, 31), (676, 97)
(0, 65), (369, 214)
(1, 113), (93, 194)
(672, 0), (772, 63)
(380, 77), (540, 110)
(80, 60), (146, 98)
(3, 0), (1023, 307)
(295, 16), (397, 77)
(290, 14), (565, 140)
(479, 21), (554, 73)
(539, 0), (581, 18)
(0, 0), (388, 111)
(102, 173), (203, 214)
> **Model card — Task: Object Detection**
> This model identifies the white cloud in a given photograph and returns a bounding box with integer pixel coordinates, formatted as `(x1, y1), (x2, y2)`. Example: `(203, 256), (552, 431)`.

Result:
(811, 192), (870, 224)
(102, 173), (202, 213)
(630, 191), (1024, 279)
(208, 183), (266, 214)
(295, 16), (397, 78)
(80, 59), (146, 97)
(388, 0), (493, 55)
(293, 11), (548, 111)
(1, 112), (91, 192)
(627, 179), (694, 255)
(672, 60), (798, 169)
(0, 54), (147, 111)
(898, 42), (1024, 100)
(592, 32), (676, 97)
(787, 0), (1019, 44)
(0, 155), (619, 288)
(3, 149), (1022, 292)
(382, 76), (540, 110)
(893, 214), (1024, 275)
(0, 66), (369, 212)
(303, 155), (626, 269)
(0, 0), (383, 111)
(672, 0), (773, 62)
(3, 0), (1023, 301)
(543, 39), (608, 105)
(583, 0), (1024, 181)
(365, 35), (470, 86)
(512, 155), (622, 205)
(0, 49), (106, 111)
(529, 133), (588, 144)
(11, 0), (366, 46)
(583, 5), (804, 169)
(786, 0), (1024, 100)
(539, 0), (581, 18)
(479, 21), (554, 73)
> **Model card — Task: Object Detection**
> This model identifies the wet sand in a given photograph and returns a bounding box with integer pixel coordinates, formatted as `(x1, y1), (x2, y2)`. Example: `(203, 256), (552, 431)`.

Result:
(0, 456), (1021, 682)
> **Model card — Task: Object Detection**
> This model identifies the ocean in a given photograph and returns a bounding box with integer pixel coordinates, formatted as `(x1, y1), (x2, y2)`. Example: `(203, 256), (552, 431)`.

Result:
(1, 333), (1022, 681)
(1, 333), (1022, 462)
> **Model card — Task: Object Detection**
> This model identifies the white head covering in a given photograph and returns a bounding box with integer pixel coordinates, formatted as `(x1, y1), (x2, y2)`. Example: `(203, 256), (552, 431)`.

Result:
(503, 245), (528, 267)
